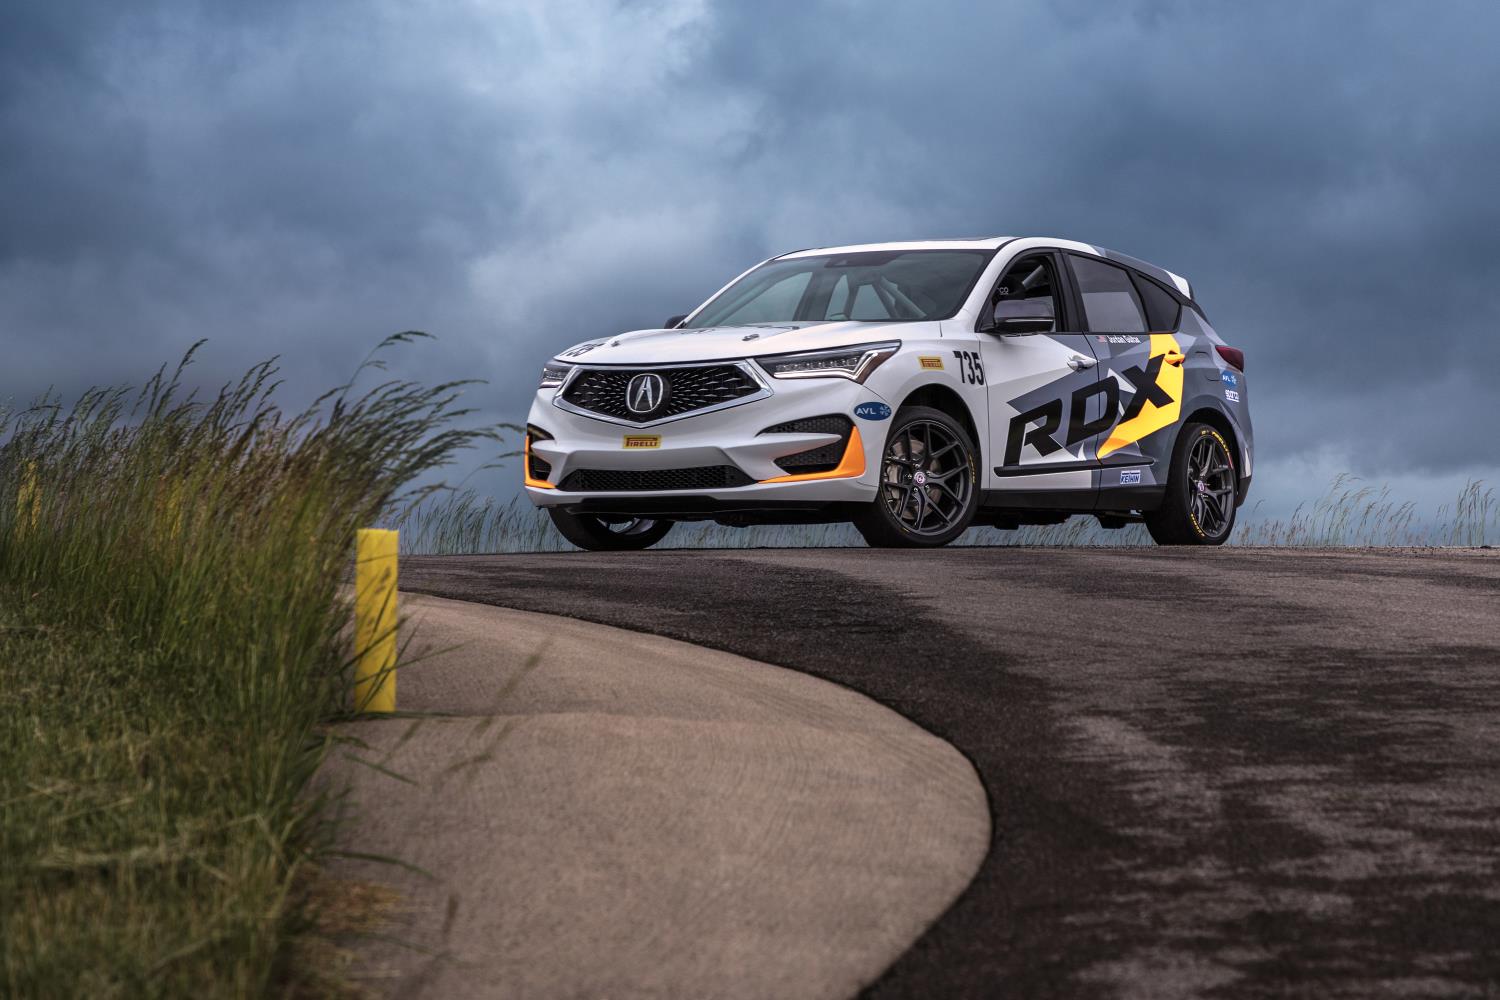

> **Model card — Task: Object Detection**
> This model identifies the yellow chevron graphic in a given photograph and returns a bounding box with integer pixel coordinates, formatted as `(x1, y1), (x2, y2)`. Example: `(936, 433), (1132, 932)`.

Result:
(1097, 333), (1183, 459)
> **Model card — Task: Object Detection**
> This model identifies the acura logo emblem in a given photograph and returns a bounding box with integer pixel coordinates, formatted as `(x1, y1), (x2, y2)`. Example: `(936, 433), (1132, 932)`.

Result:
(625, 372), (669, 415)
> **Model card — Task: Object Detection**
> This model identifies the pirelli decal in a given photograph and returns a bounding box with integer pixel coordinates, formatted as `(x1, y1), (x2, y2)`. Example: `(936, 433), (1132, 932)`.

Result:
(622, 434), (661, 449)
(918, 356), (944, 370)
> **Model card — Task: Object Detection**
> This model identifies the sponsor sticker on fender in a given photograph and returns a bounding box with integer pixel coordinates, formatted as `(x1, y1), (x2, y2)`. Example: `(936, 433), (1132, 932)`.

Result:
(919, 356), (944, 370)
(853, 401), (892, 420)
(622, 434), (661, 449)
(1225, 389), (1241, 403)
(1119, 468), (1142, 485)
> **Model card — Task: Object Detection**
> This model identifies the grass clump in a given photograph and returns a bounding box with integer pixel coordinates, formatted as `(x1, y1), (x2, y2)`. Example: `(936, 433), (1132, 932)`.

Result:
(1233, 474), (1497, 547)
(0, 336), (484, 998)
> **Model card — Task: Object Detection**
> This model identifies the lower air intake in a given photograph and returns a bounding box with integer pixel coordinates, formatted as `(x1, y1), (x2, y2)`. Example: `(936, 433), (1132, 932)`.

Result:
(559, 466), (754, 492)
(762, 414), (854, 474)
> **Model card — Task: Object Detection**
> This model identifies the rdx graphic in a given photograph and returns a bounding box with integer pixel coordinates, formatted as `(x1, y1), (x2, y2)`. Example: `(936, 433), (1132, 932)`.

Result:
(1004, 346), (1179, 466)
(526, 236), (1253, 550)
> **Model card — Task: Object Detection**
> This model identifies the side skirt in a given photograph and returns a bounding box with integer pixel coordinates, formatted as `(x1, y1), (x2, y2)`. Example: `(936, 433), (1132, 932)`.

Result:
(980, 484), (1167, 515)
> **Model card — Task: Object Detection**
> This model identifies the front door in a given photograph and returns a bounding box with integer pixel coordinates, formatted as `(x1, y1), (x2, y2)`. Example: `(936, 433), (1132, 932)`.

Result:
(981, 251), (1105, 504)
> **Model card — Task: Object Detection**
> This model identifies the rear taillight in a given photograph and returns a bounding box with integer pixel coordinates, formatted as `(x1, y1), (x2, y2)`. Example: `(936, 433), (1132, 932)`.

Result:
(1215, 345), (1245, 371)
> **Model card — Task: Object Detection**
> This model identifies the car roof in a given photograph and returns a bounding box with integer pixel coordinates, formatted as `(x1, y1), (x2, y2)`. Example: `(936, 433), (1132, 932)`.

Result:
(776, 237), (1193, 300)
(776, 237), (1015, 256)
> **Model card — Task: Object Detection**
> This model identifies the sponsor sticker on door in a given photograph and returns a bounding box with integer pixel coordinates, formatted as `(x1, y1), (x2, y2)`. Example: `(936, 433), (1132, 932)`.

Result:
(622, 434), (661, 449)
(1119, 468), (1142, 485)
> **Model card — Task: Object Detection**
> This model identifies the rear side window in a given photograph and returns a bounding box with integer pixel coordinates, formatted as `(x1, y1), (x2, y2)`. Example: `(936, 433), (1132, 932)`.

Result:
(1132, 273), (1182, 331)
(1069, 255), (1146, 333)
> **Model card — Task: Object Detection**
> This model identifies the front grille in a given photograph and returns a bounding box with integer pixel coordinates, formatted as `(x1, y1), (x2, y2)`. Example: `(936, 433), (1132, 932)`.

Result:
(558, 466), (754, 492)
(762, 414), (854, 474)
(560, 365), (760, 423)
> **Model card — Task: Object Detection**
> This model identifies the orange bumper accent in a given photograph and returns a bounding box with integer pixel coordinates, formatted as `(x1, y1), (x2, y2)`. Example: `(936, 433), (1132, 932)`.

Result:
(759, 425), (866, 484)
(523, 435), (556, 489)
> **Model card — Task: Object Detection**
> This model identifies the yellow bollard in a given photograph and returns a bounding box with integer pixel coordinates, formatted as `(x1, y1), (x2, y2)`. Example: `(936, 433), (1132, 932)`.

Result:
(354, 528), (398, 713)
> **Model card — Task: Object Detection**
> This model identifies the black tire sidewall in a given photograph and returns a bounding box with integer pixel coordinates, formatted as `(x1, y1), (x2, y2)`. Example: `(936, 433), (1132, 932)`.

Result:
(856, 405), (980, 548)
(548, 509), (674, 551)
(1149, 423), (1236, 545)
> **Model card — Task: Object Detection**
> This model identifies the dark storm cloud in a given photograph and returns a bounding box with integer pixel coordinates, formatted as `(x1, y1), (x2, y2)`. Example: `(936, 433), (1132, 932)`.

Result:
(3, 0), (1498, 508)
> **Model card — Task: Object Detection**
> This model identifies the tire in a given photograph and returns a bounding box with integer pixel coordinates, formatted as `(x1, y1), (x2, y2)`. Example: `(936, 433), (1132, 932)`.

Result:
(548, 509), (674, 551)
(854, 405), (980, 548)
(1144, 422), (1238, 546)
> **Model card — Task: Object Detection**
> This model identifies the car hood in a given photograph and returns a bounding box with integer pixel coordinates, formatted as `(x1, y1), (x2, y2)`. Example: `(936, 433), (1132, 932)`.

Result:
(552, 321), (926, 366)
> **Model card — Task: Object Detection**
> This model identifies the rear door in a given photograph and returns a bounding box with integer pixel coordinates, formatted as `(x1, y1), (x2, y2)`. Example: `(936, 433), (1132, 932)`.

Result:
(980, 250), (1105, 504)
(1064, 253), (1185, 492)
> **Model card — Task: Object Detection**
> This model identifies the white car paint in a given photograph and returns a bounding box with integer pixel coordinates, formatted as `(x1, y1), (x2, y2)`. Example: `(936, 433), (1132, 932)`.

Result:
(525, 236), (1192, 507)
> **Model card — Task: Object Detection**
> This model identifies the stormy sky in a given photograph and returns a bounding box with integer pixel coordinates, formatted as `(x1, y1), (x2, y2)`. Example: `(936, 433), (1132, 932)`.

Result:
(4, 1), (1498, 518)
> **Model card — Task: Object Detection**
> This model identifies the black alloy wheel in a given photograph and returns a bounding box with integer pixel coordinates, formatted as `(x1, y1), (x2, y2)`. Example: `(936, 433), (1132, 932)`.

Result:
(547, 509), (675, 551)
(854, 405), (979, 548)
(1145, 422), (1237, 545)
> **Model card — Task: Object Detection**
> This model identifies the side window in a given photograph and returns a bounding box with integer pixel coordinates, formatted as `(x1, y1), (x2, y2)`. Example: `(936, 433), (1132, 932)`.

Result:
(1069, 255), (1147, 333)
(1132, 273), (1182, 332)
(988, 255), (1059, 332)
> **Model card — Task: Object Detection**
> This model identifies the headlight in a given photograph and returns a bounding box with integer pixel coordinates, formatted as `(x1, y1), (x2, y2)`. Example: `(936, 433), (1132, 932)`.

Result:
(539, 363), (573, 389)
(754, 341), (900, 383)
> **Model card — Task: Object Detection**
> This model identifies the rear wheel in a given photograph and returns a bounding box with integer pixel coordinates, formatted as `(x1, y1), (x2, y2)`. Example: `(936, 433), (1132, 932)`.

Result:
(1145, 422), (1237, 545)
(854, 405), (979, 548)
(547, 510), (674, 551)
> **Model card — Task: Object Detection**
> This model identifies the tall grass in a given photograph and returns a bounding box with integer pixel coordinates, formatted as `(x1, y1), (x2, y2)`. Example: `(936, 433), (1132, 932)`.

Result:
(397, 490), (1148, 553)
(0, 336), (486, 997)
(400, 475), (1497, 555)
(1233, 474), (1496, 547)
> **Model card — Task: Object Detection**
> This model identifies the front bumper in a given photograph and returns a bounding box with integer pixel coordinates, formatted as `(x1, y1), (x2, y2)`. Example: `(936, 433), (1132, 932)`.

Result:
(524, 374), (890, 508)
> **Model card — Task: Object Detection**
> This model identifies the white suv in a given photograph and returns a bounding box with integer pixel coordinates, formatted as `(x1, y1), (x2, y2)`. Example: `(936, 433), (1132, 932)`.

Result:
(525, 237), (1252, 549)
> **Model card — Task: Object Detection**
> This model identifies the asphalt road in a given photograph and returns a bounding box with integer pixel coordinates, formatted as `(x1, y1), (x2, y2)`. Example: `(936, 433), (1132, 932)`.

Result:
(404, 547), (1500, 999)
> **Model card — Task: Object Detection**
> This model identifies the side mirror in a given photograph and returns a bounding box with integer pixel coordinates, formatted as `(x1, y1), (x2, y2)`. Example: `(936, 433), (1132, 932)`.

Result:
(664, 314), (688, 329)
(992, 316), (1055, 335)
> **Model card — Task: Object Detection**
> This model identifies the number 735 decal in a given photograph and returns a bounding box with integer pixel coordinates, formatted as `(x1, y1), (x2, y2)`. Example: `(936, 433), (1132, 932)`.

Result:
(953, 350), (984, 385)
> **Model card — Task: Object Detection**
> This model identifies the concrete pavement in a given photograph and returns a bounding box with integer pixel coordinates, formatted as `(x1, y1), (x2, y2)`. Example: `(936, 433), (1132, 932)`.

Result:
(321, 593), (990, 999)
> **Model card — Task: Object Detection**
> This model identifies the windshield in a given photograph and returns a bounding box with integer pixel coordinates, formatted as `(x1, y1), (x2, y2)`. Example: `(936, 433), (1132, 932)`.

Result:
(685, 249), (994, 328)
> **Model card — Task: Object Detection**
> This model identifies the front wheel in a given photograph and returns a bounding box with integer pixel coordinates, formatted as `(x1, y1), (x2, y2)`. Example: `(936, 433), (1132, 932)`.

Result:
(548, 509), (674, 551)
(1144, 423), (1238, 545)
(854, 405), (980, 548)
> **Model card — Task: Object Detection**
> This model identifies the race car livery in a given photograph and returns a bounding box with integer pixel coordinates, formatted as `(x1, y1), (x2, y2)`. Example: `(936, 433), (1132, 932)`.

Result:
(525, 237), (1252, 549)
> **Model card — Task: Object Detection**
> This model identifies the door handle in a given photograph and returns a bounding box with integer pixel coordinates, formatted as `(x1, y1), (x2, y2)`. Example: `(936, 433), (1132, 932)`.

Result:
(1163, 350), (1186, 367)
(1067, 355), (1097, 371)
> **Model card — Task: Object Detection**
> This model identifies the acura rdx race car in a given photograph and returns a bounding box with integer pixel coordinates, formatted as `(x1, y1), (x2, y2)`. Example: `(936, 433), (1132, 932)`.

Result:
(524, 237), (1252, 550)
